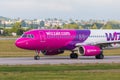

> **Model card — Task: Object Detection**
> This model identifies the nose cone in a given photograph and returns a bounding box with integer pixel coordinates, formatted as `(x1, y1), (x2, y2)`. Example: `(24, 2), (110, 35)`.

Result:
(15, 39), (27, 49)
(15, 38), (38, 50)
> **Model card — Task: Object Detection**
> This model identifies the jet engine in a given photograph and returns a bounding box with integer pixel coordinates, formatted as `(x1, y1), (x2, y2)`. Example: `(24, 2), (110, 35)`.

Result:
(78, 45), (102, 56)
(41, 50), (64, 55)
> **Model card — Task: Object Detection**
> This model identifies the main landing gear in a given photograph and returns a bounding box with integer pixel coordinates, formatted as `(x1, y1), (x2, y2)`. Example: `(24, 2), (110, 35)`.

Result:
(95, 52), (104, 59)
(70, 51), (78, 59)
(70, 51), (104, 59)
(34, 50), (40, 60)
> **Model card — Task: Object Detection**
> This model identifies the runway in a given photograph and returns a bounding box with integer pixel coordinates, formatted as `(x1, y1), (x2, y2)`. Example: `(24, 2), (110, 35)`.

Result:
(0, 56), (120, 65)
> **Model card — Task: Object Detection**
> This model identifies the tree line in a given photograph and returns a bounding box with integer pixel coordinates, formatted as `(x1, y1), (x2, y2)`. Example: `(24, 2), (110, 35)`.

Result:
(0, 22), (29, 36)
(0, 20), (120, 36)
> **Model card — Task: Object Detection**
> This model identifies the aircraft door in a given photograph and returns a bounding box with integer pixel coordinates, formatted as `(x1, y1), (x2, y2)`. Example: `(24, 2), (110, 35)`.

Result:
(39, 31), (46, 42)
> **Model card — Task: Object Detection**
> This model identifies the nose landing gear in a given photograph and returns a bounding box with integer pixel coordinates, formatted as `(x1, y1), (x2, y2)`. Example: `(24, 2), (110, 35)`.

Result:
(34, 50), (40, 60)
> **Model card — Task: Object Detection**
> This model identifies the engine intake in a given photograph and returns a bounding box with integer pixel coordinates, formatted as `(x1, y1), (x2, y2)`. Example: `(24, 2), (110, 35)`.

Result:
(78, 45), (102, 56)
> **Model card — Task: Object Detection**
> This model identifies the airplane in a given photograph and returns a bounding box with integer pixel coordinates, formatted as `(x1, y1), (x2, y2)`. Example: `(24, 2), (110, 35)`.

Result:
(15, 29), (120, 60)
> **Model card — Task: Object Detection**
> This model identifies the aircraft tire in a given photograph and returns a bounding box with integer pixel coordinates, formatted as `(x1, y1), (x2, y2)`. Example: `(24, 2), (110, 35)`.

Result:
(95, 53), (104, 59)
(34, 56), (40, 60)
(70, 53), (78, 59)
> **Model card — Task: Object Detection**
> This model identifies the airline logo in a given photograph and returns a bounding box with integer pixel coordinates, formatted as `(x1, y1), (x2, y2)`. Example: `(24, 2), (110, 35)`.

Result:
(46, 32), (71, 36)
(105, 32), (120, 41)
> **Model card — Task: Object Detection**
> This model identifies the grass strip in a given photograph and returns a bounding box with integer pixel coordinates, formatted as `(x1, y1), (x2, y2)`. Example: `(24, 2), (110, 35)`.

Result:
(0, 64), (120, 72)
(0, 64), (120, 80)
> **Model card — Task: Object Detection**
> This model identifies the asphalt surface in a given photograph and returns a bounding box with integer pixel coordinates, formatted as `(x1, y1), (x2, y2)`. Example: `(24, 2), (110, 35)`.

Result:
(0, 56), (120, 65)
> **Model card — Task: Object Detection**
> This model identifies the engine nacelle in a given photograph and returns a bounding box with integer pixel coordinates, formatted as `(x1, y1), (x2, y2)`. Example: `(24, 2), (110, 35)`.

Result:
(41, 50), (64, 55)
(78, 45), (102, 56)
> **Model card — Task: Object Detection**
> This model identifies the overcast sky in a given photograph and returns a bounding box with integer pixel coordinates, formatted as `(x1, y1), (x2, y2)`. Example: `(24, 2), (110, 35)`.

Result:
(0, 0), (120, 20)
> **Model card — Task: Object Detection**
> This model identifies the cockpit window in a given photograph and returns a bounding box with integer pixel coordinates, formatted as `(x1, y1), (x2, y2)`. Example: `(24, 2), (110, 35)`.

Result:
(28, 34), (34, 38)
(30, 35), (34, 38)
(21, 34), (34, 38)
(22, 34), (27, 38)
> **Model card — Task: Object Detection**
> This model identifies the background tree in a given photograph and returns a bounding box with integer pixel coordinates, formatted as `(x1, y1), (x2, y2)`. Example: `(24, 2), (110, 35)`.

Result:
(21, 20), (27, 27)
(102, 23), (112, 29)
(79, 26), (83, 29)
(40, 21), (45, 27)
(3, 29), (11, 36)
(63, 23), (79, 29)
(91, 24), (98, 29)
(11, 22), (25, 35)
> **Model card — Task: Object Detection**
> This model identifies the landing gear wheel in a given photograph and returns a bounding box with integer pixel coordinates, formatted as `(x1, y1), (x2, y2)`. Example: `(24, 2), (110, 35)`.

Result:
(34, 50), (40, 60)
(70, 53), (78, 59)
(34, 56), (40, 60)
(95, 53), (104, 59)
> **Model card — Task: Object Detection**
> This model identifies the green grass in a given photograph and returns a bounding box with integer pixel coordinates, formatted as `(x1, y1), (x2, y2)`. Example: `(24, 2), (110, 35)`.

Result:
(0, 64), (120, 72)
(0, 64), (120, 80)
(0, 71), (120, 80)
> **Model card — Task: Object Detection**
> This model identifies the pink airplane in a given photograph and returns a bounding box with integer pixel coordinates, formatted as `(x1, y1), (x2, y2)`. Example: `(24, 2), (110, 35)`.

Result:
(15, 29), (120, 60)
